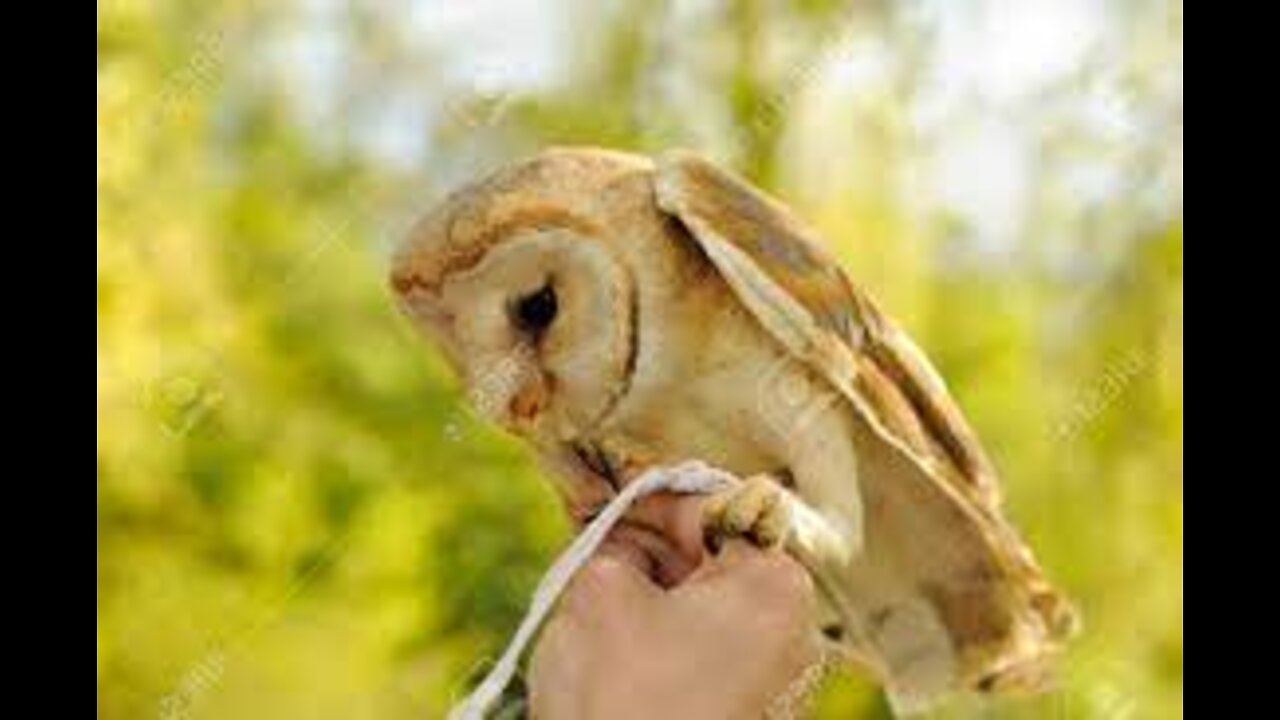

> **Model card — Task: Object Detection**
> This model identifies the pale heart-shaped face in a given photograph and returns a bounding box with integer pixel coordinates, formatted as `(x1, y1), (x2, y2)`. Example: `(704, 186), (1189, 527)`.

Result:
(395, 225), (636, 449)
(391, 149), (687, 513)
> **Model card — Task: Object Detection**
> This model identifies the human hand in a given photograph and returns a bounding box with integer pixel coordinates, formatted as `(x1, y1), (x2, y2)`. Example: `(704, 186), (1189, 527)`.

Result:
(529, 495), (821, 720)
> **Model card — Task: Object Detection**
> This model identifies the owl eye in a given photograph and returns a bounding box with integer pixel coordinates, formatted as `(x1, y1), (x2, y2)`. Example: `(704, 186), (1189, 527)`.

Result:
(512, 283), (558, 334)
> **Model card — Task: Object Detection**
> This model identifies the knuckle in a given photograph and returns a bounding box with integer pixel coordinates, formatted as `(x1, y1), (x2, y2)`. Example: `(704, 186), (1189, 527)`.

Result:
(562, 556), (630, 614)
(752, 553), (813, 605)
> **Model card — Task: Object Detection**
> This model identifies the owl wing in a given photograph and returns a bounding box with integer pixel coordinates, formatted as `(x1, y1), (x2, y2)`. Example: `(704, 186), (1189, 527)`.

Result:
(653, 150), (999, 507)
(654, 151), (1075, 701)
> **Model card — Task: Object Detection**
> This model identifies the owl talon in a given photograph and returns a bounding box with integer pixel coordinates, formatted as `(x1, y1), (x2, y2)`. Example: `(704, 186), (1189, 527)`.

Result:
(702, 475), (791, 553)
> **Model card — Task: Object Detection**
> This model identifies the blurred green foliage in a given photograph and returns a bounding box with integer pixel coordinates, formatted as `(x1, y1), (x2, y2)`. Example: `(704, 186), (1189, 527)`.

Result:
(98, 1), (1181, 718)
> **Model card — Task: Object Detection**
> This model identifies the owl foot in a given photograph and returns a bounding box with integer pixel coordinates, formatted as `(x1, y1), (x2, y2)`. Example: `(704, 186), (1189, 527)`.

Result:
(702, 475), (792, 553)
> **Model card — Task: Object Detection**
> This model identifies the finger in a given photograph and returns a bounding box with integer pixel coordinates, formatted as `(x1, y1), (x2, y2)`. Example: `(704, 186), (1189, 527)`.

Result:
(681, 537), (769, 582)
(559, 553), (660, 622)
(716, 537), (769, 568)
(724, 541), (813, 601)
(683, 539), (813, 609)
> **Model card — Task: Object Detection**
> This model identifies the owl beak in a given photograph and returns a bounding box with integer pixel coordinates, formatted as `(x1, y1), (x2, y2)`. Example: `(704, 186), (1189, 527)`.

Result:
(555, 439), (659, 529)
(570, 441), (621, 494)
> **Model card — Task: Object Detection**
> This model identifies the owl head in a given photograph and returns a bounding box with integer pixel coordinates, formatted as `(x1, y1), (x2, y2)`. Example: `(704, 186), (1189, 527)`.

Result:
(390, 149), (656, 462)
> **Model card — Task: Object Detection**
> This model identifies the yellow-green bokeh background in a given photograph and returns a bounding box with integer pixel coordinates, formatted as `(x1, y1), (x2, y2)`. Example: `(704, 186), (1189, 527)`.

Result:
(98, 1), (1182, 717)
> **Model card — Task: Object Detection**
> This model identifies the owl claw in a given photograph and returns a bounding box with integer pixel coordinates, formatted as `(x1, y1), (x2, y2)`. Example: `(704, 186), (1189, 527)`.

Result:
(702, 475), (791, 553)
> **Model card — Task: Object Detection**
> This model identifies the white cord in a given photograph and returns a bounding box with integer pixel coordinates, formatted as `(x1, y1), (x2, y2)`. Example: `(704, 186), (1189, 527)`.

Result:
(447, 461), (739, 720)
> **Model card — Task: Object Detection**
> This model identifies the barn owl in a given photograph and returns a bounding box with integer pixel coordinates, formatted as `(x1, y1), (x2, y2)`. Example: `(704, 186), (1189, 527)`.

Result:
(390, 147), (1076, 710)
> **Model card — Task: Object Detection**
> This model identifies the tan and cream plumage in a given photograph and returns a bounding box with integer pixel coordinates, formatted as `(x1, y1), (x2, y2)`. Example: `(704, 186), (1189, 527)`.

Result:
(390, 147), (1076, 711)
